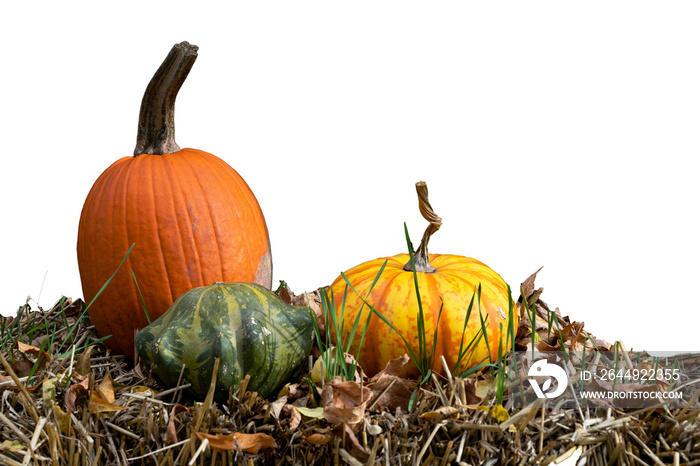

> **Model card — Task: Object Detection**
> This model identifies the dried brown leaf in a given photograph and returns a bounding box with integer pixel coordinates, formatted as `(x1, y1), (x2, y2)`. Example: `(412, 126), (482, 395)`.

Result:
(375, 353), (409, 378)
(61, 298), (85, 317)
(53, 402), (72, 435)
(304, 432), (333, 445)
(77, 345), (96, 376)
(519, 267), (543, 305)
(266, 395), (288, 420)
(90, 397), (126, 414)
(460, 377), (483, 408)
(332, 424), (369, 462)
(65, 376), (90, 412)
(593, 338), (613, 351)
(17, 340), (51, 373)
(167, 404), (191, 443)
(321, 380), (368, 430)
(534, 340), (561, 352)
(133, 360), (147, 379)
(291, 394), (311, 408)
(278, 382), (307, 402)
(93, 373), (117, 404)
(294, 289), (324, 337)
(16, 341), (39, 356)
(1, 316), (14, 329)
(323, 401), (367, 429)
(560, 321), (587, 351)
(366, 355), (417, 413)
(276, 281), (293, 304)
(282, 404), (302, 432)
(420, 406), (459, 420)
(10, 352), (34, 378)
(194, 431), (277, 454)
(475, 378), (498, 400)
(321, 380), (370, 408)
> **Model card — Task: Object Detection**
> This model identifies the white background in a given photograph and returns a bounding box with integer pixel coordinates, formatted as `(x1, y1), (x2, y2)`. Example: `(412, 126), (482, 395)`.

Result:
(2, 2), (698, 352)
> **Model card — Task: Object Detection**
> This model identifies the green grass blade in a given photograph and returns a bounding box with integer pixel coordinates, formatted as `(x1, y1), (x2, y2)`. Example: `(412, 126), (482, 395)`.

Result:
(521, 285), (537, 360)
(427, 298), (444, 378)
(550, 310), (568, 364)
(404, 223), (427, 374)
(84, 242), (136, 312)
(56, 243), (135, 355)
(57, 334), (113, 360)
(452, 289), (477, 374)
(343, 260), (388, 356)
(341, 274), (421, 368)
(507, 287), (519, 384)
(26, 337), (49, 386)
(131, 269), (151, 324)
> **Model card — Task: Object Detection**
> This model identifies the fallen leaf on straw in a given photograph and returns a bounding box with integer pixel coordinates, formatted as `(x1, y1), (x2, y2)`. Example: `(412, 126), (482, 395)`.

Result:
(475, 378), (498, 400)
(282, 404), (302, 432)
(91, 373), (126, 413)
(0, 440), (24, 452)
(167, 404), (191, 443)
(17, 341), (52, 369)
(265, 395), (288, 420)
(519, 267), (543, 307)
(194, 431), (277, 454)
(320, 380), (369, 431)
(9, 352), (34, 378)
(366, 354), (417, 413)
(42, 377), (57, 406)
(478, 404), (510, 422)
(64, 376), (90, 412)
(304, 432), (333, 445)
(323, 402), (366, 429)
(77, 345), (96, 376)
(421, 406), (459, 420)
(53, 403), (72, 435)
(296, 406), (324, 419)
(61, 298), (85, 317)
(460, 378), (483, 408)
(332, 424), (369, 461)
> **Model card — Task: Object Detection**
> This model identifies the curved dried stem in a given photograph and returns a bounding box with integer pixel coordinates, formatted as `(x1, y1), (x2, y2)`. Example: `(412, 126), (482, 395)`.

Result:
(404, 181), (442, 273)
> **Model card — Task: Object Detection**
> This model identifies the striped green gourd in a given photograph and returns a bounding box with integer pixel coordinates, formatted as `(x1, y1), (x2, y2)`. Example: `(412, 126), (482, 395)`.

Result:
(135, 282), (314, 400)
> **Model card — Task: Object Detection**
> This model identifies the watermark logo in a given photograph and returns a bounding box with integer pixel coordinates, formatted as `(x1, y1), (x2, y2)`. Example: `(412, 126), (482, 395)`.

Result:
(511, 351), (696, 410)
(528, 359), (568, 399)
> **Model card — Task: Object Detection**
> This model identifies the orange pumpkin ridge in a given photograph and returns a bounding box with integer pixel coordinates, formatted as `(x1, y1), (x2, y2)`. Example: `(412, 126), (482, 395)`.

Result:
(77, 42), (272, 359)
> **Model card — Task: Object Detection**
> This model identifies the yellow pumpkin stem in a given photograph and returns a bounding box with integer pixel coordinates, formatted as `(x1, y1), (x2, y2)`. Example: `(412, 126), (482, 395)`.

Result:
(404, 181), (442, 273)
(133, 41), (199, 156)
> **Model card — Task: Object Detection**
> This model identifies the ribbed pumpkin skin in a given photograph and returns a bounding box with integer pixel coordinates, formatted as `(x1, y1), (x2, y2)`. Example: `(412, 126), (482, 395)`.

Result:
(330, 253), (516, 378)
(135, 282), (313, 401)
(77, 149), (272, 359)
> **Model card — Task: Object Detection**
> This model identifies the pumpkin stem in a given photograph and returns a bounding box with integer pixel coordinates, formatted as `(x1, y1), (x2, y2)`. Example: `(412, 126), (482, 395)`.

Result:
(404, 181), (442, 273)
(133, 41), (199, 156)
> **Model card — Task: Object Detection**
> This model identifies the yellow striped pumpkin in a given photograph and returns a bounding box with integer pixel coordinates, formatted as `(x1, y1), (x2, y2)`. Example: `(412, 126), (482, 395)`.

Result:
(329, 182), (516, 378)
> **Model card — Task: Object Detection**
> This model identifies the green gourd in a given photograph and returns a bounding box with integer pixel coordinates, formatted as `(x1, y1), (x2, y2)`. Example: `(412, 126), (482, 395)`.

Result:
(135, 282), (314, 400)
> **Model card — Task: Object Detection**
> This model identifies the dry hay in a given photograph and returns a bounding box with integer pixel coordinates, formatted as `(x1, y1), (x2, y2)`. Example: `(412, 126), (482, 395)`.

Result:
(1, 278), (700, 465)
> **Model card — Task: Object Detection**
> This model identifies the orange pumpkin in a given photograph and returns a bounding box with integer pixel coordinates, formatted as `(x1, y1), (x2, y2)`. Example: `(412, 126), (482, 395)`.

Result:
(77, 42), (271, 359)
(329, 182), (516, 378)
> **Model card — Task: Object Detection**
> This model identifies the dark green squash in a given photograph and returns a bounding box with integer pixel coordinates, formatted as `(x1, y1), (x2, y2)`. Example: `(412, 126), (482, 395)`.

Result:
(135, 282), (314, 400)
